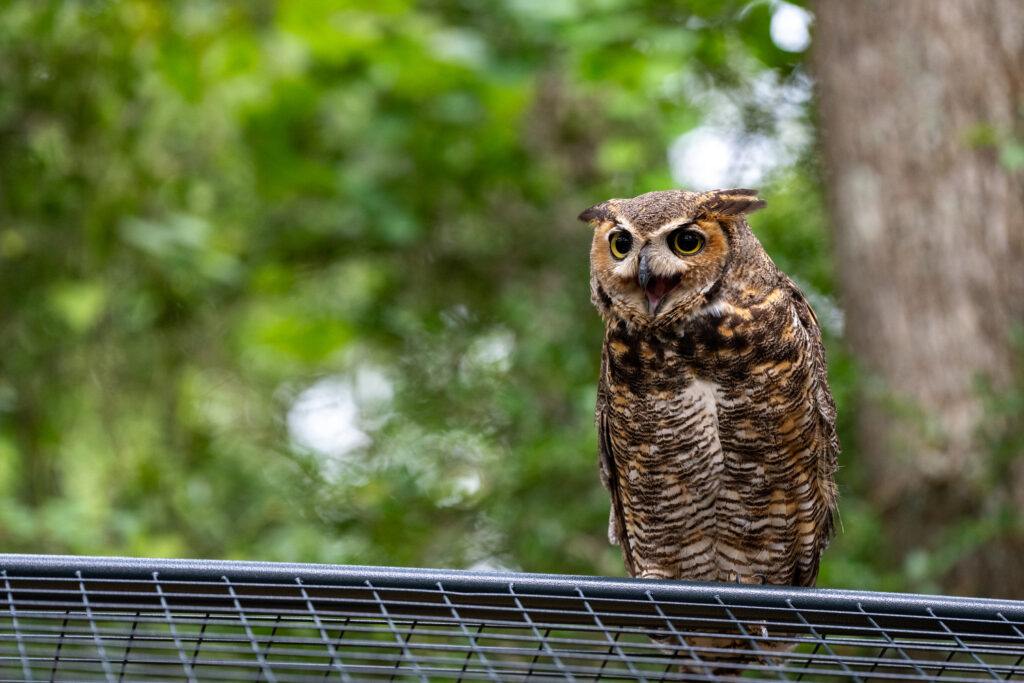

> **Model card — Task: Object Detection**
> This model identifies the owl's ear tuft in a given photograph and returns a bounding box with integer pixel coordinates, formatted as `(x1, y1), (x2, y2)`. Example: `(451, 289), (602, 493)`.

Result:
(578, 202), (613, 225)
(696, 188), (767, 218)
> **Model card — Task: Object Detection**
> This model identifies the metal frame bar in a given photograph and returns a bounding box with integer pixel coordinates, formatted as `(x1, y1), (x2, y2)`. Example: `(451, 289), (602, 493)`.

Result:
(0, 554), (1020, 681)
(0, 555), (1018, 625)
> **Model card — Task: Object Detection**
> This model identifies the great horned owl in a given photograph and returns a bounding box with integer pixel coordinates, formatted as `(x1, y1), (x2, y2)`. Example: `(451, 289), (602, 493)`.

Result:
(581, 188), (839, 662)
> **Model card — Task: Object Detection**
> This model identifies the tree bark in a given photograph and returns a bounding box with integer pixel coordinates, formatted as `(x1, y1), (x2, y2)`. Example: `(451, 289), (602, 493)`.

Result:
(812, 0), (1024, 597)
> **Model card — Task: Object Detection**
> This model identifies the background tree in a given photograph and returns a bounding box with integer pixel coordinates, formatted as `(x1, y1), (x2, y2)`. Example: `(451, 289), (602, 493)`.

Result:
(813, 0), (1024, 597)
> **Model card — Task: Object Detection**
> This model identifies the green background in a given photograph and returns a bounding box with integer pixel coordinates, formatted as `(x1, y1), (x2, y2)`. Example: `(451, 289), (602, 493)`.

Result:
(0, 0), (966, 594)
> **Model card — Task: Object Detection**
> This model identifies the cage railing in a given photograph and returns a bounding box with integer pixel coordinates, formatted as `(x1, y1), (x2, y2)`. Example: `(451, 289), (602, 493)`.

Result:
(0, 554), (1021, 681)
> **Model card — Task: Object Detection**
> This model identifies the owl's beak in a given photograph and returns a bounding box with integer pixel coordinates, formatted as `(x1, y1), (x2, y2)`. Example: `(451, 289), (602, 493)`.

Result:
(637, 249), (679, 316)
(637, 250), (653, 292)
(636, 250), (659, 315)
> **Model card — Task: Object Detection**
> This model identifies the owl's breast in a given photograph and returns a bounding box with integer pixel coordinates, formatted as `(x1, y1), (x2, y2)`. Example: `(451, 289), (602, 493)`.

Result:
(601, 309), (823, 583)
(603, 331), (725, 580)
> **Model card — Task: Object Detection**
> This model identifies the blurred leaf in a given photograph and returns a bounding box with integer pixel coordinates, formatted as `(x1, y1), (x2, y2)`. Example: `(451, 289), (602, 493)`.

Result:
(48, 281), (106, 333)
(0, 0), (903, 592)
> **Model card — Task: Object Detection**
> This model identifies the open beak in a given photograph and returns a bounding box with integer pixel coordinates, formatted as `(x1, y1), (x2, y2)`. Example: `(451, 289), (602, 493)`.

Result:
(637, 250), (680, 316)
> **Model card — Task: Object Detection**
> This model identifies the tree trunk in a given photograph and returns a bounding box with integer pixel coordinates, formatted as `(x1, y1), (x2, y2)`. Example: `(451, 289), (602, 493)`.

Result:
(812, 0), (1024, 597)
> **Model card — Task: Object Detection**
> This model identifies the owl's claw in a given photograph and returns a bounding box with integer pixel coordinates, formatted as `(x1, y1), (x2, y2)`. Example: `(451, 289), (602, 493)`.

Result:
(730, 572), (767, 584)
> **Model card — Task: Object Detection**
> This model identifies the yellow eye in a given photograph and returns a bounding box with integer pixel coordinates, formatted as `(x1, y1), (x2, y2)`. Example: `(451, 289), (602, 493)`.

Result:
(609, 230), (633, 260)
(670, 228), (704, 256)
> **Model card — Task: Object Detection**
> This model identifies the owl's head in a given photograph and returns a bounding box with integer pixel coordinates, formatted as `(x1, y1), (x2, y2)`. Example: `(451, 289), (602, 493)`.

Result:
(580, 188), (766, 330)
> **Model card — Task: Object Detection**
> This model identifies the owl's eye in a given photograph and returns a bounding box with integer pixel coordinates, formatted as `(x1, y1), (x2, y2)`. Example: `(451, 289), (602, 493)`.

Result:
(609, 230), (633, 260)
(669, 228), (705, 256)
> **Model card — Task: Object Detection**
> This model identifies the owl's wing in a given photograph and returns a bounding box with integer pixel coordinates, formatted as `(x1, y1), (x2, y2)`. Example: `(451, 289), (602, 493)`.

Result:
(785, 277), (840, 586)
(597, 350), (637, 576)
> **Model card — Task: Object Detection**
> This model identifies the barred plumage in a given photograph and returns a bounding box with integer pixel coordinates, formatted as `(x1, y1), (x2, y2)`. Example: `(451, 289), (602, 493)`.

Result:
(582, 188), (839, 666)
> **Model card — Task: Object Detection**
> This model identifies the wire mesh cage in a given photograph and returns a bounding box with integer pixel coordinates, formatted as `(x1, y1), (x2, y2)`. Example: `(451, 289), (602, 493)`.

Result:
(0, 555), (1022, 682)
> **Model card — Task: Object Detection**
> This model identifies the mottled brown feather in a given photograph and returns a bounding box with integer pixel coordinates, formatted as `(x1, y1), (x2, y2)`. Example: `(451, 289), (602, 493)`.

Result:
(585, 188), (839, 666)
(695, 188), (768, 219)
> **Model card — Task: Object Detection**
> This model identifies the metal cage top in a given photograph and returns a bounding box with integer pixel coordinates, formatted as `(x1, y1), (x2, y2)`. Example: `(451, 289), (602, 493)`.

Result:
(0, 554), (1022, 682)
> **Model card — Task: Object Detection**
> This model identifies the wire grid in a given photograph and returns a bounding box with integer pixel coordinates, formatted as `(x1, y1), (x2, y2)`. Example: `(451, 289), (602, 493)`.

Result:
(0, 555), (1022, 682)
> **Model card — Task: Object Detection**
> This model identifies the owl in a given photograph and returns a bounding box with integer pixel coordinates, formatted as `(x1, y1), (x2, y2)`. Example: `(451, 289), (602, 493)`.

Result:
(580, 188), (839, 665)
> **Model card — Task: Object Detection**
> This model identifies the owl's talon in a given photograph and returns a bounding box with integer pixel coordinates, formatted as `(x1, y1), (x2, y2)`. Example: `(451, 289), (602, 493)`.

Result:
(737, 573), (767, 585)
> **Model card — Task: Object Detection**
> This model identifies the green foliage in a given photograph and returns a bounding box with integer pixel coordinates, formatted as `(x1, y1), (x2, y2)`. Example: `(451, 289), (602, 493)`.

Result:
(0, 0), (897, 587)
